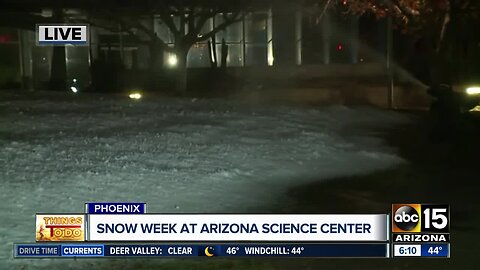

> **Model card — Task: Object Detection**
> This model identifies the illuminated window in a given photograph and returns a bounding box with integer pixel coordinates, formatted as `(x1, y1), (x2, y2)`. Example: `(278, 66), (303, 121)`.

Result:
(216, 44), (243, 67)
(246, 44), (267, 66)
(215, 15), (242, 43)
(187, 43), (210, 68)
(152, 11), (272, 68)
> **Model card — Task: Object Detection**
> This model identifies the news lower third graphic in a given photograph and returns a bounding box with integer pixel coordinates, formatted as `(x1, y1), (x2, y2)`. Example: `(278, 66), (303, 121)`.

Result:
(36, 214), (85, 242)
(86, 202), (146, 214)
(391, 204), (450, 258)
(203, 246), (216, 257)
(36, 24), (89, 46)
(15, 243), (389, 258)
(14, 203), (450, 258)
(392, 204), (449, 234)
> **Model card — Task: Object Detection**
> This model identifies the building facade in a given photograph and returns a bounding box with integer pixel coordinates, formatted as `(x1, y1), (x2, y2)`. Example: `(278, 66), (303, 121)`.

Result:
(0, 6), (390, 90)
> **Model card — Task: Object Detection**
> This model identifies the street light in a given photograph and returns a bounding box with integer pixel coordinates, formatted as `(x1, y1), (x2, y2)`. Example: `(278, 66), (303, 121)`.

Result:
(466, 86), (480, 95)
(128, 92), (142, 100)
(167, 54), (178, 67)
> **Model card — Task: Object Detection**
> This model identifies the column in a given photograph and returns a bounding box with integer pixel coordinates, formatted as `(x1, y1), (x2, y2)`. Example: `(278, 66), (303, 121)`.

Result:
(272, 2), (299, 66)
(321, 12), (331, 64)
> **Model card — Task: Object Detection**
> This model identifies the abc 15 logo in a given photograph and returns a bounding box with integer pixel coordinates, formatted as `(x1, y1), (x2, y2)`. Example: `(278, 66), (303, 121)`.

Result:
(392, 204), (449, 233)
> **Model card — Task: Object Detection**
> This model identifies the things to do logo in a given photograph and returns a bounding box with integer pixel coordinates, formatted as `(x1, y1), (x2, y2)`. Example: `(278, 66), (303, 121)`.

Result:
(36, 214), (85, 241)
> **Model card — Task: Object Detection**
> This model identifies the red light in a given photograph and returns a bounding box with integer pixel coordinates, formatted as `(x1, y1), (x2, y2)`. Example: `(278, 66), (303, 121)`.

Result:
(0, 35), (12, 43)
(337, 43), (343, 51)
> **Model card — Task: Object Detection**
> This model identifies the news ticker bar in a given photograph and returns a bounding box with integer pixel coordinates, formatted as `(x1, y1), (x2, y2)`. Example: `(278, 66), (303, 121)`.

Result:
(14, 243), (451, 258)
(15, 243), (389, 258)
(393, 244), (450, 258)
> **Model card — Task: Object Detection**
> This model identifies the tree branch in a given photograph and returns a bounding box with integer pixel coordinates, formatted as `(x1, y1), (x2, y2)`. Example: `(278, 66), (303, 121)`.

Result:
(0, 10), (57, 30)
(187, 6), (196, 34)
(317, 0), (333, 22)
(437, 0), (451, 53)
(128, 17), (171, 51)
(159, 8), (180, 37)
(194, 11), (244, 43)
(183, 8), (217, 45)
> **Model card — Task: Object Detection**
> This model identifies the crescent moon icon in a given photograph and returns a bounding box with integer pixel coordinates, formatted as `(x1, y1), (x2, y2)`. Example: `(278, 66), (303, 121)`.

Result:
(204, 246), (214, 257)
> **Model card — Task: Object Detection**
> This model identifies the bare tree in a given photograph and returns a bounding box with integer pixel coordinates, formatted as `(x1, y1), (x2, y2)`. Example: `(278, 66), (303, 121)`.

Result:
(84, 1), (254, 93)
(320, 0), (480, 84)
(0, 0), (257, 92)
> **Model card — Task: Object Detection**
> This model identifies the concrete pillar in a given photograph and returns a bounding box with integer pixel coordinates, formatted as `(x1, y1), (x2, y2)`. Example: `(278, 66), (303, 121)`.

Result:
(272, 2), (299, 66)
(295, 11), (302, 65)
(350, 17), (359, 64)
(119, 23), (124, 63)
(386, 16), (394, 108)
(267, 8), (274, 66)
(377, 19), (387, 57)
(321, 12), (331, 64)
(18, 30), (33, 90)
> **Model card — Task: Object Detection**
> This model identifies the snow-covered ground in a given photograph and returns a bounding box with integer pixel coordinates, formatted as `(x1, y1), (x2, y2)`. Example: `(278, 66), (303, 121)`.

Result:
(0, 92), (410, 269)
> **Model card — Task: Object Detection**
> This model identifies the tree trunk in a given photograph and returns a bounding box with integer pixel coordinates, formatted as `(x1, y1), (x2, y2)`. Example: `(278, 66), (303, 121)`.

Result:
(149, 42), (163, 71)
(427, 25), (452, 86)
(175, 49), (188, 94)
(148, 42), (164, 90)
(221, 38), (228, 69)
(49, 8), (67, 91)
(50, 46), (67, 91)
